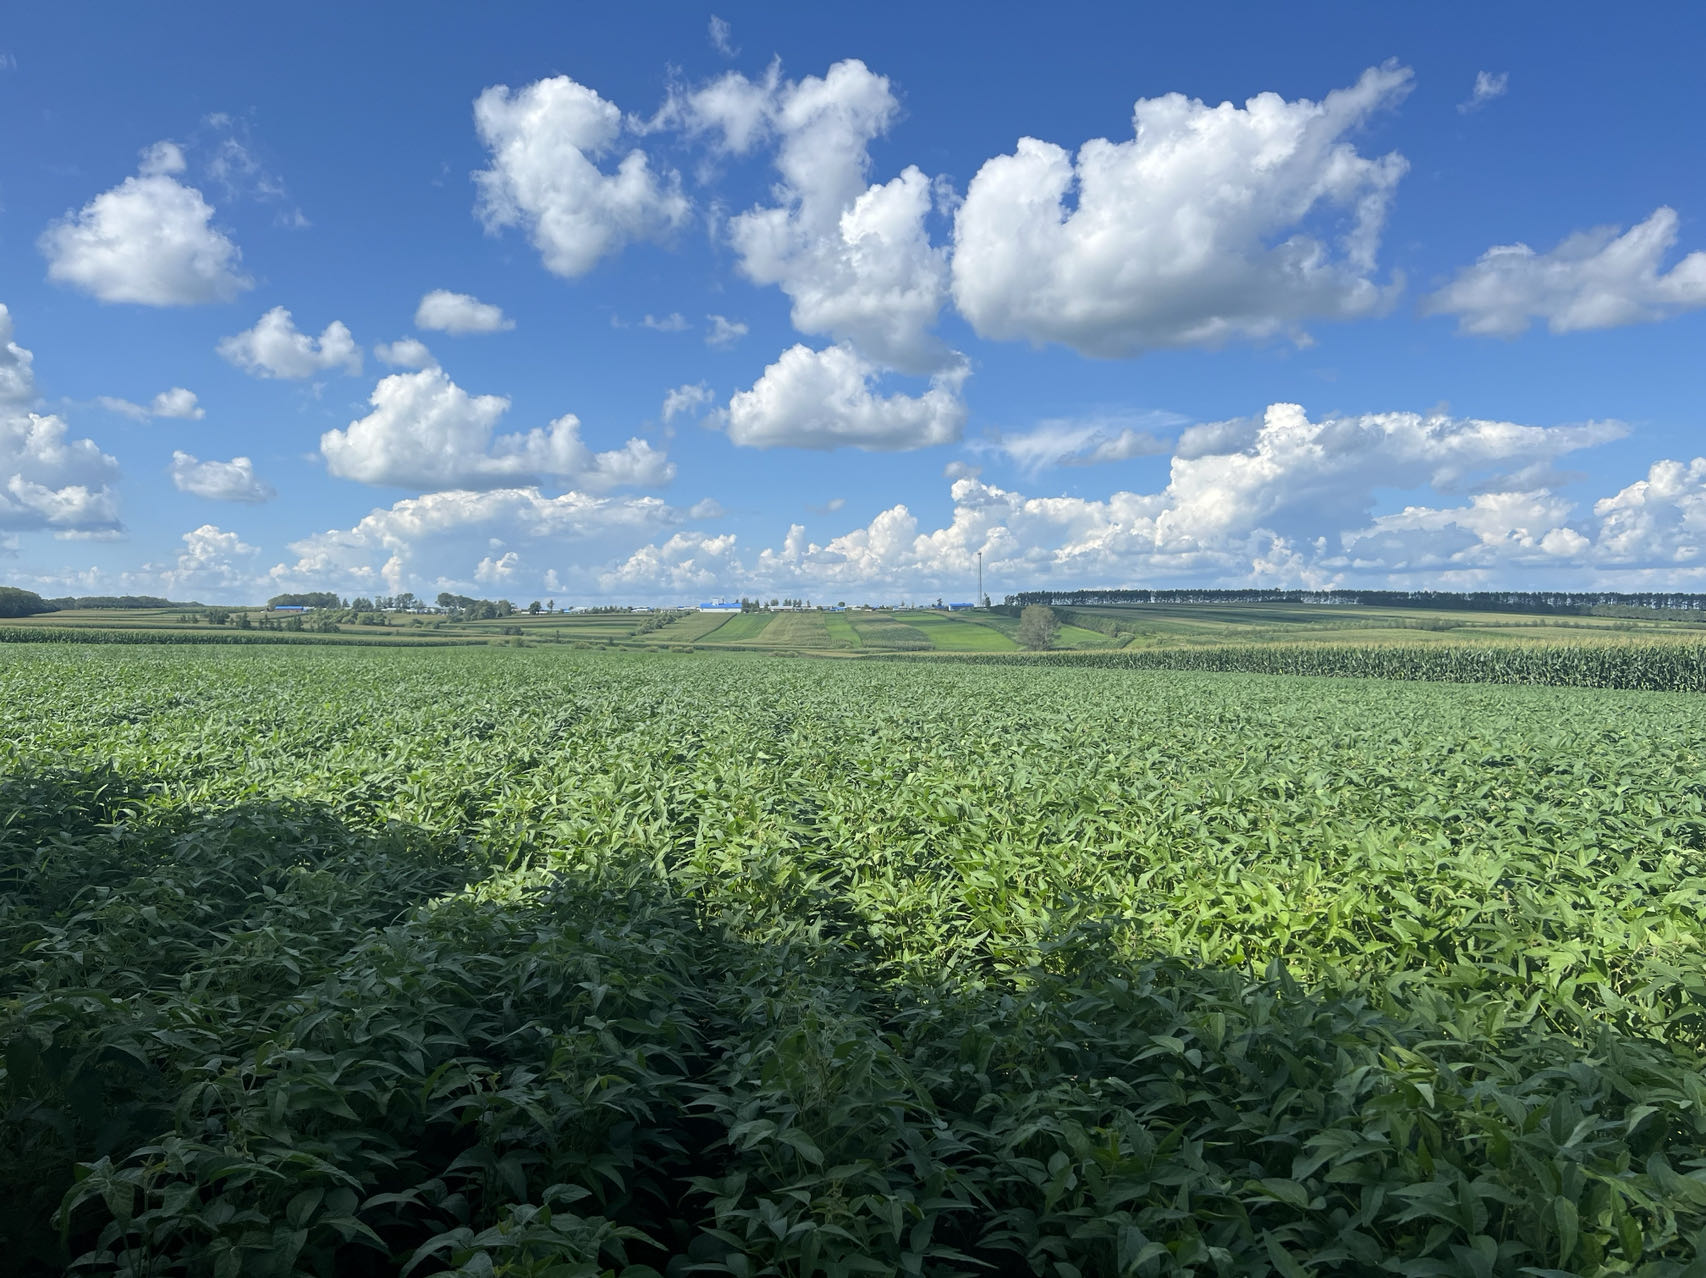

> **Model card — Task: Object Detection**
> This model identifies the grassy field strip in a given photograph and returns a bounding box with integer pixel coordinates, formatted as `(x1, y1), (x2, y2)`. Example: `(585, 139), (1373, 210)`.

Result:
(1064, 602), (1706, 648)
(633, 612), (735, 644)
(697, 611), (775, 643)
(850, 614), (932, 649)
(1055, 623), (1123, 647)
(465, 615), (637, 635)
(12, 603), (1704, 662)
(759, 611), (842, 648)
(822, 613), (862, 647)
(893, 611), (1019, 651)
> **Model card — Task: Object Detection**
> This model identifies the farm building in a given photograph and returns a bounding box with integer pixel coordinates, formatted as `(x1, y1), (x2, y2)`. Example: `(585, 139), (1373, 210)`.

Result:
(698, 601), (742, 613)
(947, 602), (976, 611)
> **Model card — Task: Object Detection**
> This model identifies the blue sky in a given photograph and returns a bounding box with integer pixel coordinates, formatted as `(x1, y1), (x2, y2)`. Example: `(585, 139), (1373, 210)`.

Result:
(2, 2), (1704, 604)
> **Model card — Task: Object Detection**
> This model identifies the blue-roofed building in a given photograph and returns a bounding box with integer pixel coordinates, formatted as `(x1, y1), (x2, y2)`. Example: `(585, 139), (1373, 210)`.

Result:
(947, 602), (976, 611)
(698, 601), (742, 613)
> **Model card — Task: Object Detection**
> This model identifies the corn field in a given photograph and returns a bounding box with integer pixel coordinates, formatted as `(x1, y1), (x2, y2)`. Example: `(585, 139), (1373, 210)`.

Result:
(915, 642), (1706, 693)
(0, 627), (475, 648)
(3, 646), (1705, 1275)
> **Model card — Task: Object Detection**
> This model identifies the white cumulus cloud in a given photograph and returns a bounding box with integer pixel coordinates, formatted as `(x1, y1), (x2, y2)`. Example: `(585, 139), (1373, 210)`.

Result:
(97, 387), (204, 421)
(662, 382), (713, 423)
(1, 305), (122, 534)
(272, 486), (680, 597)
(1424, 207), (1706, 336)
(218, 306), (362, 379)
(655, 64), (780, 156)
(1340, 491), (1586, 572)
(0, 306), (39, 408)
(724, 343), (968, 451)
(613, 400), (1645, 596)
(1, 413), (122, 533)
(320, 366), (675, 491)
(39, 140), (251, 306)
(375, 337), (437, 369)
(169, 451), (275, 502)
(705, 314), (748, 347)
(600, 529), (742, 593)
(1593, 458), (1706, 568)
(702, 59), (955, 373)
(415, 289), (514, 335)
(475, 550), (520, 583)
(156, 524), (261, 595)
(951, 64), (1412, 357)
(474, 74), (690, 278)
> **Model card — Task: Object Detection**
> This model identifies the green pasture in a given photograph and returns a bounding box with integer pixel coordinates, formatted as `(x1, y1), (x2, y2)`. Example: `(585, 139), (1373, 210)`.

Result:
(696, 610), (775, 642)
(633, 611), (741, 644)
(849, 613), (932, 650)
(1060, 601), (1706, 650)
(7, 601), (1706, 678)
(822, 613), (862, 647)
(893, 610), (1017, 651)
(757, 610), (841, 648)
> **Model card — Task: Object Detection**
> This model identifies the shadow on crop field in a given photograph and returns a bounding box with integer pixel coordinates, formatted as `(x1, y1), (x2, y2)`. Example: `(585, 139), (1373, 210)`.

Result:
(5, 766), (1706, 1275)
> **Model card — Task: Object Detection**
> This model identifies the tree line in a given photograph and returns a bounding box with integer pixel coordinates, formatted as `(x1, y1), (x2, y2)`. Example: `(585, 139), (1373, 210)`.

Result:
(1005, 588), (1706, 615)
(266, 592), (426, 612)
(434, 593), (516, 620)
(0, 590), (203, 617)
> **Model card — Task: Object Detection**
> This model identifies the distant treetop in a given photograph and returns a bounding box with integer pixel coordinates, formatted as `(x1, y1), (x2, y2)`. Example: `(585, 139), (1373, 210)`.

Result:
(0, 587), (53, 618)
(42, 595), (192, 610)
(435, 593), (515, 620)
(1005, 588), (1706, 615)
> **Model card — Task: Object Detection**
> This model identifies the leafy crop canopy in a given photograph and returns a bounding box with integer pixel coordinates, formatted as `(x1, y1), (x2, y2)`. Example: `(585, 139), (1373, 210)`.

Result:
(4, 645), (1706, 1274)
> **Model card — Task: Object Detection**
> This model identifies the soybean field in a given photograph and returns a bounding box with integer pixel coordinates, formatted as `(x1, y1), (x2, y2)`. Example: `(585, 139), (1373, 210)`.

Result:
(4, 645), (1706, 1276)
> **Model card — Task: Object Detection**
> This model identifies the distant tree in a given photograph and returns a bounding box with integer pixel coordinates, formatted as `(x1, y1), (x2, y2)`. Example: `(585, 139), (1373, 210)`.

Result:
(528, 600), (542, 614)
(43, 595), (174, 610)
(0, 587), (52, 618)
(394, 592), (418, 613)
(267, 592), (339, 610)
(546, 599), (555, 613)
(1016, 604), (1059, 651)
(351, 597), (375, 613)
